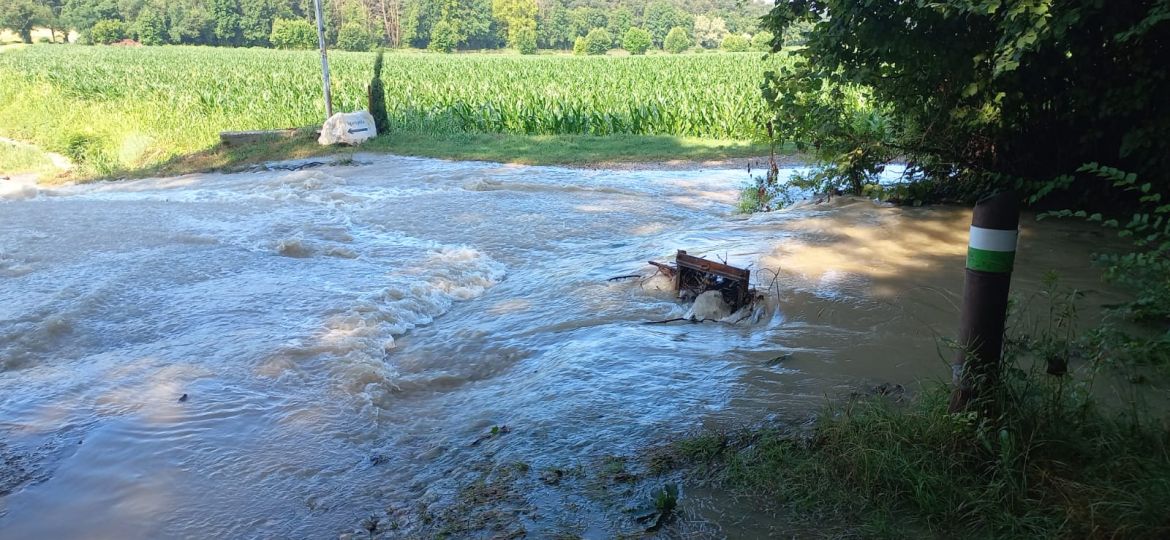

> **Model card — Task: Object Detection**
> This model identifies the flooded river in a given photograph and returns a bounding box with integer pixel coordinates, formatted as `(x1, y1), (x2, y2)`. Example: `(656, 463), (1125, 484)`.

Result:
(0, 156), (1119, 538)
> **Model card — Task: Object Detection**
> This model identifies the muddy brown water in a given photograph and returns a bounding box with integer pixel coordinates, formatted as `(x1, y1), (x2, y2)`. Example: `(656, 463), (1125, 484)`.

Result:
(0, 156), (1130, 538)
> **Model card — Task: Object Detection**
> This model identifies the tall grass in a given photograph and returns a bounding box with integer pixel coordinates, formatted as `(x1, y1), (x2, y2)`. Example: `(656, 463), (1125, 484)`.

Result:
(0, 46), (784, 175)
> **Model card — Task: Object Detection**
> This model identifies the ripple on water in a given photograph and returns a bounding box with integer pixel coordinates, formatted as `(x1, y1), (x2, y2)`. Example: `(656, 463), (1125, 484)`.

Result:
(0, 157), (1121, 538)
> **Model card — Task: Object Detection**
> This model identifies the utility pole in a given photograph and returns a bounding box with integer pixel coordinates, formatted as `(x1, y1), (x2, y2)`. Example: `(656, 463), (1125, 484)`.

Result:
(949, 191), (1020, 413)
(313, 0), (333, 121)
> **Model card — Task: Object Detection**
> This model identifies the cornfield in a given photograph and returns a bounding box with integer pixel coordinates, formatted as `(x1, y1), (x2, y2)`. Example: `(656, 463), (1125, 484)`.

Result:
(0, 46), (786, 172)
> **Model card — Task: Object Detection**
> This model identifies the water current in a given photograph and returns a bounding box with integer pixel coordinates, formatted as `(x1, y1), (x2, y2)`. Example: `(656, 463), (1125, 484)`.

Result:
(0, 156), (1122, 538)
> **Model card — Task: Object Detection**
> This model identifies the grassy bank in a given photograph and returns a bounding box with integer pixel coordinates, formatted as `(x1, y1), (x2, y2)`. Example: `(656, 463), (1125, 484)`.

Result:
(0, 140), (57, 176)
(656, 383), (1170, 538)
(0, 45), (785, 179)
(651, 283), (1170, 538)
(128, 129), (777, 181)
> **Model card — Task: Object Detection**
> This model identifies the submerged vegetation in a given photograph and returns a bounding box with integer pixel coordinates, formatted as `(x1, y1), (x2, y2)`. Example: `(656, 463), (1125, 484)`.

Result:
(0, 45), (781, 176)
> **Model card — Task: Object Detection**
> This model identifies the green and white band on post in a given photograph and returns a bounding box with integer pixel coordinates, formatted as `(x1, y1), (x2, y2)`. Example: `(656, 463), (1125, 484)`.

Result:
(967, 226), (1017, 273)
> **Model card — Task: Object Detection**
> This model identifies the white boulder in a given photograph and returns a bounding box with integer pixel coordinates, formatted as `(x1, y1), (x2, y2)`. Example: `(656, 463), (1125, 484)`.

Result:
(686, 290), (732, 321)
(318, 111), (377, 146)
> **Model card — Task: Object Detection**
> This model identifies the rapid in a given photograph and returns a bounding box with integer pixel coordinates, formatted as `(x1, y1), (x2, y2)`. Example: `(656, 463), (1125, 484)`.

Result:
(0, 156), (1118, 538)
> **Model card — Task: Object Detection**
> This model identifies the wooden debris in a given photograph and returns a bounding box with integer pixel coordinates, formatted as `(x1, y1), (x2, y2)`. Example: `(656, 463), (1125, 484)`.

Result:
(673, 250), (751, 311)
(647, 261), (677, 280)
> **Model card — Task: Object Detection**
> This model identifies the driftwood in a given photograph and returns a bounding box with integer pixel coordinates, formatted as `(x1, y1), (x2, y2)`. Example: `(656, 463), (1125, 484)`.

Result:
(673, 250), (751, 311)
(647, 261), (677, 280)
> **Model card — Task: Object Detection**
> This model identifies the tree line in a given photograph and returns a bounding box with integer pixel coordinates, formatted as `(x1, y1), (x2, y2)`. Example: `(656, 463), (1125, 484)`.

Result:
(0, 0), (785, 53)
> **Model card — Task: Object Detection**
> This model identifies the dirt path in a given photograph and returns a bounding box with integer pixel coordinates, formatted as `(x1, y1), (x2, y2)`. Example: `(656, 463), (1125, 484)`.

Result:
(0, 136), (73, 172)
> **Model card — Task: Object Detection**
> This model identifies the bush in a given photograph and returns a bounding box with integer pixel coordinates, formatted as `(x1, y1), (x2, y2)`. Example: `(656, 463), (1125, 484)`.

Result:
(622, 27), (652, 55)
(269, 18), (316, 50)
(751, 30), (774, 52)
(336, 23), (374, 52)
(572, 36), (587, 56)
(367, 49), (389, 135)
(583, 28), (612, 55)
(663, 26), (690, 54)
(428, 20), (456, 53)
(91, 19), (126, 45)
(512, 24), (537, 55)
(721, 33), (749, 52)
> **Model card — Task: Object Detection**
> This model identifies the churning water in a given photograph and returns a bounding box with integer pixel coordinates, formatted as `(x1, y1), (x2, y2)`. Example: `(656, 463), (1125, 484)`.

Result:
(0, 156), (1117, 538)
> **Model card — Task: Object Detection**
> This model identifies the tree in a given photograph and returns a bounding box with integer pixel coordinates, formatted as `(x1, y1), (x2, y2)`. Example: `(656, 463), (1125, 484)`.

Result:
(134, 6), (166, 45)
(585, 26), (613, 54)
(209, 0), (242, 46)
(606, 7), (633, 45)
(164, 0), (213, 44)
(238, 0), (286, 46)
(61, 0), (119, 36)
(750, 30), (772, 52)
(622, 26), (651, 55)
(39, 0), (65, 42)
(571, 34), (585, 55)
(399, 0), (429, 47)
(761, 0), (1170, 200)
(512, 21), (536, 53)
(663, 25), (689, 54)
(643, 1), (689, 47)
(491, 0), (536, 52)
(337, 21), (373, 50)
(720, 33), (747, 52)
(537, 1), (570, 49)
(269, 17), (314, 49)
(583, 27), (610, 55)
(569, 6), (605, 39)
(90, 18), (125, 43)
(427, 18), (455, 51)
(692, 14), (727, 48)
(0, 0), (50, 43)
(428, 0), (495, 51)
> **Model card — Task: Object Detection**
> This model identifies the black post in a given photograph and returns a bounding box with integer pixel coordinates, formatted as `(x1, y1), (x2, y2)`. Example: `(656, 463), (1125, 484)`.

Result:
(949, 191), (1020, 413)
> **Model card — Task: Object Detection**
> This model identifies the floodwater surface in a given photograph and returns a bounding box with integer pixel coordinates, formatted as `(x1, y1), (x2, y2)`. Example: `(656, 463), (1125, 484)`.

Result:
(0, 156), (1119, 538)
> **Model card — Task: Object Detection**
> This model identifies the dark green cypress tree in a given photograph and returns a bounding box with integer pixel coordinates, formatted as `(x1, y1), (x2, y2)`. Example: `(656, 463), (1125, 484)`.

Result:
(367, 49), (390, 135)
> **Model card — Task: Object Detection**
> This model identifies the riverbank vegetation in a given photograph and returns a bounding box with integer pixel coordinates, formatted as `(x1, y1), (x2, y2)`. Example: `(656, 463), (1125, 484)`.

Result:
(648, 273), (1170, 538)
(750, 0), (1170, 344)
(0, 45), (781, 178)
(695, 2), (1170, 536)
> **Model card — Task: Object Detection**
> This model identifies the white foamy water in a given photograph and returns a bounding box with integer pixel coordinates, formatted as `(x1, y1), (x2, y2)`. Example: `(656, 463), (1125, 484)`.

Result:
(0, 156), (1116, 538)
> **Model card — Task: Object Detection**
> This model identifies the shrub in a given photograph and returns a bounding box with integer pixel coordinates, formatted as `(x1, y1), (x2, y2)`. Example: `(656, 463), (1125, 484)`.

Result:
(269, 18), (316, 50)
(663, 26), (690, 54)
(91, 19), (126, 45)
(428, 20), (456, 53)
(622, 27), (652, 55)
(572, 36), (587, 55)
(512, 24), (537, 55)
(367, 49), (389, 135)
(583, 28), (612, 55)
(721, 33), (749, 52)
(751, 30), (774, 52)
(336, 23), (374, 52)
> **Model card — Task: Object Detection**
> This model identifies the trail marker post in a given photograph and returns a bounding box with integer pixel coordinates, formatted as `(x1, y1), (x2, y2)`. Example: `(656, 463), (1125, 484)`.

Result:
(312, 0), (333, 121)
(949, 191), (1020, 413)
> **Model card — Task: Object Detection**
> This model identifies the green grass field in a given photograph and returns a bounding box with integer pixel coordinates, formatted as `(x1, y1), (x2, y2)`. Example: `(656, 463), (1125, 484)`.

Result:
(0, 45), (785, 177)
